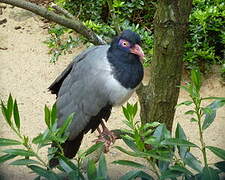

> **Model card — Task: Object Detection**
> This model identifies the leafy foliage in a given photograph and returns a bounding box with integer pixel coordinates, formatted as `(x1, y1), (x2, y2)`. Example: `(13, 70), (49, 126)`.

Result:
(46, 0), (154, 64)
(1, 69), (225, 179)
(46, 0), (225, 77)
(0, 95), (107, 179)
(184, 0), (225, 73)
(44, 25), (81, 63)
(113, 69), (225, 179)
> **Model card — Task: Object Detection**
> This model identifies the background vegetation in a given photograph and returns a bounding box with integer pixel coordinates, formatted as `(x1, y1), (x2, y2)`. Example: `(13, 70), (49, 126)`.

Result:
(0, 0), (225, 179)
(1, 70), (225, 179)
(45, 0), (225, 77)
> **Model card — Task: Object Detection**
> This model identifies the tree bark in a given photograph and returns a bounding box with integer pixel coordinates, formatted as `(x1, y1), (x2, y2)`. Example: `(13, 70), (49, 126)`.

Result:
(137, 0), (193, 131)
(0, 0), (106, 45)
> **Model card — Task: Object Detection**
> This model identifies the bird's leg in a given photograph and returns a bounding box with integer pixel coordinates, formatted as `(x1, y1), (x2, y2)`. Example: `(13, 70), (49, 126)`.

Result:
(93, 121), (117, 153)
(100, 121), (117, 144)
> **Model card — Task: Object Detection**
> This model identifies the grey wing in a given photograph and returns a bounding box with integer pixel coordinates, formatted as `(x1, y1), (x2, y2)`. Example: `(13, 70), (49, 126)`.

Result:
(48, 46), (99, 95)
(55, 45), (111, 140)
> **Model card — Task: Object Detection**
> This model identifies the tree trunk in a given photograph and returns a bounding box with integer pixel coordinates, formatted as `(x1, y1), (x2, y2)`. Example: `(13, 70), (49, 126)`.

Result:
(137, 0), (192, 131)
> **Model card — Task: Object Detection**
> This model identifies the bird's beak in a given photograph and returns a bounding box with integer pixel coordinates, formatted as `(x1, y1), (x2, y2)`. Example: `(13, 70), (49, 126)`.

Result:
(130, 44), (145, 60)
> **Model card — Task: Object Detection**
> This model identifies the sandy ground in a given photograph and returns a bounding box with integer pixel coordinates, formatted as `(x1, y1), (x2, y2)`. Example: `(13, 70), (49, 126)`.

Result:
(0, 6), (225, 180)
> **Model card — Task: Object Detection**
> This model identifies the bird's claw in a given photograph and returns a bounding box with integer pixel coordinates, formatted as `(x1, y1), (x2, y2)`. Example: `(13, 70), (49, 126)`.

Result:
(93, 135), (111, 153)
(102, 129), (117, 144)
(93, 131), (117, 153)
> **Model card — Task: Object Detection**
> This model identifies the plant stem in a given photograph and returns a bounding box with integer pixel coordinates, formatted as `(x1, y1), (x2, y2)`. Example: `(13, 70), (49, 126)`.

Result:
(12, 126), (48, 167)
(148, 158), (160, 179)
(195, 99), (208, 167)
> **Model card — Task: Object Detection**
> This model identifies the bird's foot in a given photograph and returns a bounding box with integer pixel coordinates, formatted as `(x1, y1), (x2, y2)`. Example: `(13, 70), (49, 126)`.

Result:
(101, 127), (117, 144)
(93, 128), (117, 153)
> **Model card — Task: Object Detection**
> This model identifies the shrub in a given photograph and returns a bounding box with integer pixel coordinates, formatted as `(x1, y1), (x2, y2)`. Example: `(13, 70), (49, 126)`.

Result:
(45, 0), (225, 76)
(1, 70), (225, 179)
(184, 0), (225, 72)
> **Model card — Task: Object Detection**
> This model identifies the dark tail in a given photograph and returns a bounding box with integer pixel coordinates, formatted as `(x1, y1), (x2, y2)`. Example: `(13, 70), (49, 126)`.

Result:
(49, 133), (84, 168)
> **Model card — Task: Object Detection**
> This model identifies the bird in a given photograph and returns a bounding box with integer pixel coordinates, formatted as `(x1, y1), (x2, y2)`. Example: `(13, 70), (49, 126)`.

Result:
(48, 30), (144, 167)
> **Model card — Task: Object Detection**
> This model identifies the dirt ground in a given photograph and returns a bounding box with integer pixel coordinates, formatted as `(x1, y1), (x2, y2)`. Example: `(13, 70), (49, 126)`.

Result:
(0, 6), (225, 180)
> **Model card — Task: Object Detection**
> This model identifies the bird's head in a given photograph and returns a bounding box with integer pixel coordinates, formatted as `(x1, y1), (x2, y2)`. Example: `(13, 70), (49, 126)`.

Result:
(110, 30), (145, 60)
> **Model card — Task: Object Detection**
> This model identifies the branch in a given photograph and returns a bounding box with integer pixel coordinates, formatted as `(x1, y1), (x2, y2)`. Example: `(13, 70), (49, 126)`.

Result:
(0, 0), (106, 45)
(50, 2), (73, 19)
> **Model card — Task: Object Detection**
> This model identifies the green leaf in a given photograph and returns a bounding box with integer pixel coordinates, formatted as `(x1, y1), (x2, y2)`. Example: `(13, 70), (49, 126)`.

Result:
(202, 100), (225, 130)
(202, 97), (225, 100)
(58, 155), (85, 180)
(68, 170), (84, 180)
(170, 165), (193, 176)
(29, 165), (59, 179)
(179, 85), (191, 94)
(115, 146), (170, 161)
(158, 160), (170, 172)
(1, 100), (12, 126)
(142, 122), (160, 129)
(112, 160), (146, 169)
(175, 101), (193, 108)
(190, 118), (197, 122)
(119, 170), (153, 180)
(3, 149), (35, 156)
(0, 138), (21, 146)
(175, 123), (188, 158)
(87, 160), (97, 180)
(161, 138), (198, 148)
(98, 154), (107, 179)
(7, 94), (14, 122)
(161, 169), (183, 179)
(185, 110), (196, 115)
(122, 136), (138, 152)
(51, 103), (57, 126)
(133, 102), (138, 117)
(191, 69), (201, 91)
(153, 124), (170, 141)
(85, 142), (104, 157)
(10, 159), (40, 165)
(182, 152), (202, 172)
(0, 154), (17, 163)
(214, 161), (225, 172)
(57, 113), (74, 136)
(144, 136), (159, 146)
(44, 105), (50, 128)
(201, 166), (220, 180)
(206, 146), (225, 160)
(13, 100), (20, 130)
(122, 106), (130, 121)
(59, 155), (79, 173)
(114, 146), (145, 158)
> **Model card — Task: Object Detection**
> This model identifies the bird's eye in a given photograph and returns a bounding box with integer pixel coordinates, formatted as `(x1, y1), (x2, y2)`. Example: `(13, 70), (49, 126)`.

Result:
(123, 41), (128, 46)
(119, 39), (130, 48)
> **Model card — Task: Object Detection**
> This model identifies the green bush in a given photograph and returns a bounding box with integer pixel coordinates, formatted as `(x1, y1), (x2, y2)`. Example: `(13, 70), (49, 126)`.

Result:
(0, 97), (108, 179)
(113, 69), (225, 179)
(45, 0), (154, 64)
(184, 0), (225, 72)
(46, 0), (225, 75)
(1, 70), (225, 179)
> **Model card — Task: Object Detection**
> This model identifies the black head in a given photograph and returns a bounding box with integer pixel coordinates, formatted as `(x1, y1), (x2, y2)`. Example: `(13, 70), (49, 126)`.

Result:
(120, 29), (141, 45)
(107, 30), (144, 89)
(109, 30), (144, 59)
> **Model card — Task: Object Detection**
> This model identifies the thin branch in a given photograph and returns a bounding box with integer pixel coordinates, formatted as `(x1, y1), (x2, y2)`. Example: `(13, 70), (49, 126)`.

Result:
(0, 0), (106, 45)
(50, 2), (73, 19)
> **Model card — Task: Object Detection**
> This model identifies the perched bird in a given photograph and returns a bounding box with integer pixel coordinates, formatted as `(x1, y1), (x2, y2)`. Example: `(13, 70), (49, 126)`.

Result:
(49, 30), (144, 167)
